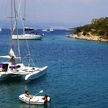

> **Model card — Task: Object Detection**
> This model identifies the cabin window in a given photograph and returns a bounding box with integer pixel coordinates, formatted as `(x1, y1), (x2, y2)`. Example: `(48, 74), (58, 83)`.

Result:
(16, 65), (21, 68)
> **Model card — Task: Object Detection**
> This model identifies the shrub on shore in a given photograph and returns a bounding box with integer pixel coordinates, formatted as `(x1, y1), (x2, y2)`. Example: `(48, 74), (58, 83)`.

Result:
(74, 17), (108, 39)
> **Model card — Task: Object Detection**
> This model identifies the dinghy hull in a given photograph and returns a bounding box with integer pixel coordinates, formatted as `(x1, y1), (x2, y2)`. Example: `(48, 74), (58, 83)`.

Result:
(19, 94), (50, 104)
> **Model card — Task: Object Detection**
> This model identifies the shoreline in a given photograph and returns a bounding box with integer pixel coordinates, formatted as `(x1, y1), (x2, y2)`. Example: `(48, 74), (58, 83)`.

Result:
(66, 34), (108, 42)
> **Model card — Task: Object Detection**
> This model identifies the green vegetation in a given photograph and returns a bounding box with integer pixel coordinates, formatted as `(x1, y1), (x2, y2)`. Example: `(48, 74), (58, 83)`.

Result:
(74, 17), (108, 39)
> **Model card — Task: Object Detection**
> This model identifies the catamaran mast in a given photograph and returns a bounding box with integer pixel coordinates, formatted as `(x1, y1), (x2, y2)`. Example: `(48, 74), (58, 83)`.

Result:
(13, 0), (22, 62)
(10, 0), (22, 63)
(22, 0), (26, 35)
(23, 0), (31, 66)
(11, 0), (13, 49)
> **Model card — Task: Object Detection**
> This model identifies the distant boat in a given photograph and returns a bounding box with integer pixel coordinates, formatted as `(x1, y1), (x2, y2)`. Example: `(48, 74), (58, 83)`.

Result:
(42, 29), (48, 32)
(0, 28), (2, 32)
(49, 28), (54, 32)
(12, 2), (43, 40)
(42, 28), (54, 32)
(24, 27), (34, 31)
(12, 33), (43, 40)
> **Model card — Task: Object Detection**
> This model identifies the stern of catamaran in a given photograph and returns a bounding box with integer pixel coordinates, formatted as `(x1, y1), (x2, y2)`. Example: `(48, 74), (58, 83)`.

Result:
(0, 63), (9, 72)
(0, 62), (15, 72)
(0, 62), (24, 73)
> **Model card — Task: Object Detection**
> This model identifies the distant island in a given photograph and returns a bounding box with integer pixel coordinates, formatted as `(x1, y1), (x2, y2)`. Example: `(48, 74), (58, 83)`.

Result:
(67, 17), (108, 42)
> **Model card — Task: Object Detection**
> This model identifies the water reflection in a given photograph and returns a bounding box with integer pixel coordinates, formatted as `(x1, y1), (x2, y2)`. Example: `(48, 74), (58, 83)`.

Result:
(19, 103), (51, 108)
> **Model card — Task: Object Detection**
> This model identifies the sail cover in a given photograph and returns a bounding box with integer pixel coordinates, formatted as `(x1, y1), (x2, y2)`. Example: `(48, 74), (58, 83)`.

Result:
(0, 48), (21, 59)
(0, 55), (11, 59)
(9, 48), (16, 57)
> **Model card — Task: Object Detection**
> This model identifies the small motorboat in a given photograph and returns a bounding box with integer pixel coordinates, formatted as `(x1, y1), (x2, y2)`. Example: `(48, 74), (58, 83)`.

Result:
(19, 94), (50, 104)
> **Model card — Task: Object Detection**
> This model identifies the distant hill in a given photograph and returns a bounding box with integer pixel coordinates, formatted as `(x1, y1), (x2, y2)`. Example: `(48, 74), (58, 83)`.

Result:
(74, 17), (108, 39)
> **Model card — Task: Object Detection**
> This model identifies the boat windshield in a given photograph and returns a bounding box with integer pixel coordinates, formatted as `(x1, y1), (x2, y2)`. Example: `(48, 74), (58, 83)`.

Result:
(15, 65), (21, 69)
(29, 31), (37, 35)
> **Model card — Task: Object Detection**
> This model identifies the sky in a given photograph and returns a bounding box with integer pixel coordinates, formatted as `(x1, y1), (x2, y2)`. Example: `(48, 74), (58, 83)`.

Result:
(0, 0), (108, 29)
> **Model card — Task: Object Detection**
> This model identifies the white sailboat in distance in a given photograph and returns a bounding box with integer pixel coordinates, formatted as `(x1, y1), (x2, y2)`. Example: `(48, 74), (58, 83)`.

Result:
(49, 28), (54, 32)
(0, 0), (48, 81)
(12, 0), (43, 40)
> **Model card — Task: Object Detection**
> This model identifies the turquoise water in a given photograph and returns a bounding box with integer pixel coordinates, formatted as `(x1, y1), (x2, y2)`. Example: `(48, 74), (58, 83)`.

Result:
(0, 29), (108, 108)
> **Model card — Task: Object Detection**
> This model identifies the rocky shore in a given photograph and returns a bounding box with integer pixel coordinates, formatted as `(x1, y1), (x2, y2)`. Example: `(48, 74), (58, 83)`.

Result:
(66, 34), (108, 42)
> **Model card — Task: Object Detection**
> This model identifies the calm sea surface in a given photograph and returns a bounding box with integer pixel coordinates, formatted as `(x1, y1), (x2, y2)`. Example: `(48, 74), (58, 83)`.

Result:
(0, 29), (108, 108)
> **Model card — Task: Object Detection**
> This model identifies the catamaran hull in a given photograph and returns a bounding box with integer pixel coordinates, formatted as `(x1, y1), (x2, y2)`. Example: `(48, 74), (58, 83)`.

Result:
(12, 34), (43, 40)
(0, 74), (10, 81)
(0, 66), (47, 81)
(22, 66), (47, 81)
(0, 73), (20, 81)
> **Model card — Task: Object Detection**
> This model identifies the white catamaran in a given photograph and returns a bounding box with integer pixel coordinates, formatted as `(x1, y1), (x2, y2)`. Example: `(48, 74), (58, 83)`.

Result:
(0, 0), (48, 81)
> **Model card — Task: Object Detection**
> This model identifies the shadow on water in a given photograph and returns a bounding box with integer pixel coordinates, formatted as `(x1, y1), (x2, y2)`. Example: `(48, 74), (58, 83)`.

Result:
(25, 74), (48, 84)
(0, 76), (23, 85)
(0, 73), (47, 85)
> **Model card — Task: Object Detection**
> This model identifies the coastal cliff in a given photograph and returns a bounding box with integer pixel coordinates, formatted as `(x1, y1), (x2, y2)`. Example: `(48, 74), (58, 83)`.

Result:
(67, 17), (108, 42)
